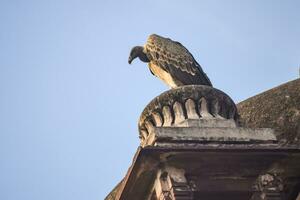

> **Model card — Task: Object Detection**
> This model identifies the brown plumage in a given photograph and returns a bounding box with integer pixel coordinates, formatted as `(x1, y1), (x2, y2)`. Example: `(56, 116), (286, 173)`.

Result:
(128, 34), (212, 88)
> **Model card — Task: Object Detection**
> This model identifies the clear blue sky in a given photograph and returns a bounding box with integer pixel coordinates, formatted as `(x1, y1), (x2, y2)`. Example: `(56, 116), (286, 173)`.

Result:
(0, 0), (299, 199)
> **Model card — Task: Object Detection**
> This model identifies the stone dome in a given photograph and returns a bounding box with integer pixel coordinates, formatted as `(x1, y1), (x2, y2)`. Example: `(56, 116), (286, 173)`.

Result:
(138, 85), (238, 141)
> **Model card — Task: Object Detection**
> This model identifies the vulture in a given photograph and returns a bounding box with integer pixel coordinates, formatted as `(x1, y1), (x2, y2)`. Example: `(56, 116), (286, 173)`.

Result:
(128, 34), (212, 88)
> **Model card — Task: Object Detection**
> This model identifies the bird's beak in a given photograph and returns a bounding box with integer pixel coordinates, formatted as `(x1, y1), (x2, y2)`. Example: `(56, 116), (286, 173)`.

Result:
(128, 57), (132, 64)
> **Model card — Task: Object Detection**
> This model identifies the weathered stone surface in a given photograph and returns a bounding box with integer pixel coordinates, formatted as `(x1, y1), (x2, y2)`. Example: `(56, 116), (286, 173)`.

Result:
(251, 173), (285, 200)
(106, 80), (300, 199)
(199, 97), (214, 119)
(185, 99), (199, 119)
(176, 118), (237, 128)
(139, 85), (238, 142)
(238, 78), (300, 144)
(162, 106), (173, 126)
(147, 127), (276, 146)
(106, 145), (300, 200)
(173, 101), (185, 124)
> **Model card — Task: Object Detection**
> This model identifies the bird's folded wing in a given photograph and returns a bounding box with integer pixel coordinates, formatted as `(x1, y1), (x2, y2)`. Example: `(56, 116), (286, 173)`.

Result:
(145, 34), (197, 76)
(145, 34), (212, 86)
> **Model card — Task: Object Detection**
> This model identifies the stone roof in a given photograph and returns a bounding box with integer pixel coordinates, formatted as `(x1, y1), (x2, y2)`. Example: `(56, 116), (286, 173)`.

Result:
(237, 78), (300, 144)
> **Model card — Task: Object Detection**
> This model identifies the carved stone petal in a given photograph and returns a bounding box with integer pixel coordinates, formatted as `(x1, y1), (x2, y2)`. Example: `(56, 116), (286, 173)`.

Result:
(173, 101), (185, 124)
(144, 120), (155, 134)
(162, 106), (173, 126)
(211, 100), (225, 119)
(139, 129), (148, 140)
(185, 99), (199, 119)
(198, 97), (214, 119)
(152, 112), (163, 127)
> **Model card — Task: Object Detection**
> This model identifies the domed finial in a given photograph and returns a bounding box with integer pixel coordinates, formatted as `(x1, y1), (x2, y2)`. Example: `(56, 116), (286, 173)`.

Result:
(138, 85), (239, 144)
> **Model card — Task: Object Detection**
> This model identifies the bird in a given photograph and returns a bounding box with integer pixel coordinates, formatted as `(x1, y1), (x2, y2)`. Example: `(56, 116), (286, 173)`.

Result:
(128, 34), (212, 88)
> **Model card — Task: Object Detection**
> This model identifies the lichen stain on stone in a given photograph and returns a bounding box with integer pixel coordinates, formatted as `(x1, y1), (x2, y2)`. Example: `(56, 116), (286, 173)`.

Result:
(237, 78), (300, 143)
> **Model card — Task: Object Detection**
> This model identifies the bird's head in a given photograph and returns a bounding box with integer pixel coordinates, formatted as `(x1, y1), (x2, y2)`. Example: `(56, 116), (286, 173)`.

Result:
(128, 46), (148, 64)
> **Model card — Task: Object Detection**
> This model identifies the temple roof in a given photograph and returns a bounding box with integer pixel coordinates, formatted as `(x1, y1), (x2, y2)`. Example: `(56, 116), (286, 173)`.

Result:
(105, 78), (300, 199)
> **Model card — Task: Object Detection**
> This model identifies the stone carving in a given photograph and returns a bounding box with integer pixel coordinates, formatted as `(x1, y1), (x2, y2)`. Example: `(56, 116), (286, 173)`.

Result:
(154, 167), (193, 200)
(185, 99), (199, 119)
(138, 85), (238, 141)
(173, 101), (185, 124)
(257, 173), (284, 192)
(162, 106), (173, 126)
(252, 173), (284, 200)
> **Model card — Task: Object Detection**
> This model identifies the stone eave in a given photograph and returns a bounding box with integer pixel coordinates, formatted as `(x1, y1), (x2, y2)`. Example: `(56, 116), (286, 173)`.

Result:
(114, 145), (300, 200)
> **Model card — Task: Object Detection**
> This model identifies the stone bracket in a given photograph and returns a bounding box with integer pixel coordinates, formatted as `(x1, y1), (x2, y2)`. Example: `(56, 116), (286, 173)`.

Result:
(154, 167), (193, 200)
(251, 173), (285, 200)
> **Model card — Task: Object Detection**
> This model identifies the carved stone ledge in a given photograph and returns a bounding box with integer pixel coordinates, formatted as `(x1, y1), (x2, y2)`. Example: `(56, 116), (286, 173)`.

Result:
(142, 127), (277, 147)
(138, 85), (238, 141)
